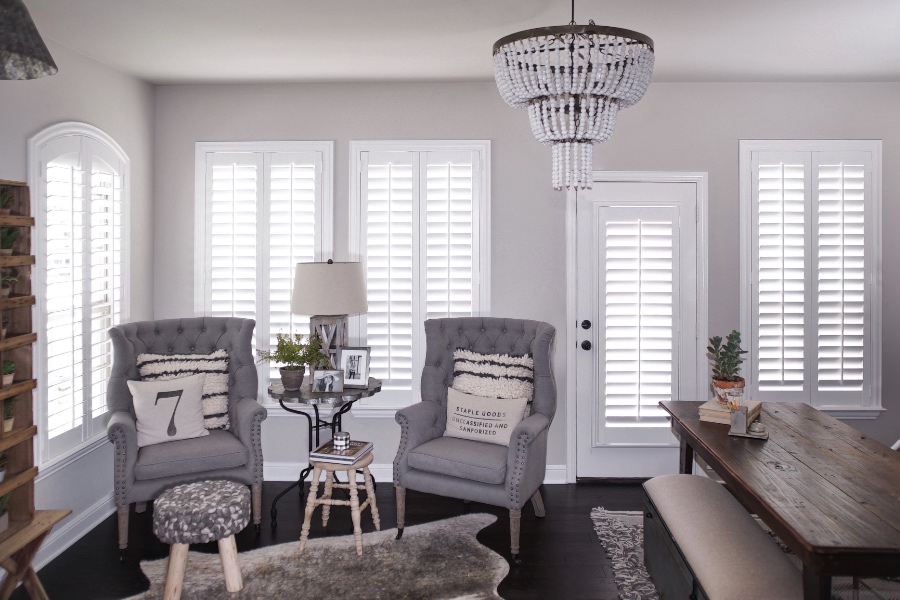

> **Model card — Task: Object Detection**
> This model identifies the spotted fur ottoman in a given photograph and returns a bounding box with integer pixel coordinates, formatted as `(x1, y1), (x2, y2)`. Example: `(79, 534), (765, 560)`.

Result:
(153, 480), (250, 599)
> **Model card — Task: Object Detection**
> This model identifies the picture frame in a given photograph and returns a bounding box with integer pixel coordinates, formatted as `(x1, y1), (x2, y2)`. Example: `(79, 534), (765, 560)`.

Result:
(339, 346), (370, 388)
(312, 369), (343, 393)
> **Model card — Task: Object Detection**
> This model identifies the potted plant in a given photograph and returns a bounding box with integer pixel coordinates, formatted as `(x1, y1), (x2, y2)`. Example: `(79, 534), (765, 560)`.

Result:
(708, 330), (747, 405)
(0, 227), (17, 256)
(256, 333), (327, 390)
(0, 492), (11, 534)
(0, 316), (7, 340)
(2, 396), (15, 432)
(0, 275), (16, 298)
(1, 361), (13, 387)
(0, 452), (6, 483)
(0, 188), (12, 216)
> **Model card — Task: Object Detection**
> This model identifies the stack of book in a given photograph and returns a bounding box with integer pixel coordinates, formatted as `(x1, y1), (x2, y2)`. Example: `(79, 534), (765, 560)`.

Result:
(699, 399), (761, 424)
(309, 439), (373, 464)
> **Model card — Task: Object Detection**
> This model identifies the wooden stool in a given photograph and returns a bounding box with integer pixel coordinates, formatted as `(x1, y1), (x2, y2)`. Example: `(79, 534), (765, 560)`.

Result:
(153, 480), (250, 600)
(300, 453), (380, 556)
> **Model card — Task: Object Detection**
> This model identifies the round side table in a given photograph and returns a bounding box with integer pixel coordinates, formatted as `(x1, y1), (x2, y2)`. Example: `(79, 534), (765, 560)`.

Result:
(268, 377), (382, 528)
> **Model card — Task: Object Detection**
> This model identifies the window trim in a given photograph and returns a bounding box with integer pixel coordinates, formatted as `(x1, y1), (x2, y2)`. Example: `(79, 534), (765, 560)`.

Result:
(739, 139), (883, 418)
(28, 121), (132, 466)
(348, 140), (491, 416)
(193, 141), (334, 405)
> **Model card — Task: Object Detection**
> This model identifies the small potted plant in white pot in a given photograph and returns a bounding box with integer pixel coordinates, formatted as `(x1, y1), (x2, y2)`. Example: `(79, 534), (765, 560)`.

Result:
(708, 330), (747, 405)
(0, 492), (12, 534)
(0, 316), (7, 340)
(256, 333), (327, 390)
(0, 227), (17, 257)
(0, 452), (7, 483)
(1, 361), (13, 387)
(0, 275), (16, 298)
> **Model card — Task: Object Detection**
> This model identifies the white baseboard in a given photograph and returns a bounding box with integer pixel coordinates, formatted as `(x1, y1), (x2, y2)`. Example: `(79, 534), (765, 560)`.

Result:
(264, 462), (569, 485)
(33, 493), (116, 572)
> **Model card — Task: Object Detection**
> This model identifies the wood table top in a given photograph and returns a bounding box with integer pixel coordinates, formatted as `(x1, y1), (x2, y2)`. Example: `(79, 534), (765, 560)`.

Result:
(660, 401), (900, 576)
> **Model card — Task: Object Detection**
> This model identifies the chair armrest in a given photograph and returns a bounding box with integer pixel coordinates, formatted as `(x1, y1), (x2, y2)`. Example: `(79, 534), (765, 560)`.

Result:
(107, 410), (138, 507)
(393, 401), (444, 484)
(232, 397), (268, 486)
(505, 413), (551, 509)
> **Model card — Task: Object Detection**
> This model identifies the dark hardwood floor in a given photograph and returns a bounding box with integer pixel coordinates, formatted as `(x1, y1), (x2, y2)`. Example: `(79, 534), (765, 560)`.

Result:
(15, 481), (644, 600)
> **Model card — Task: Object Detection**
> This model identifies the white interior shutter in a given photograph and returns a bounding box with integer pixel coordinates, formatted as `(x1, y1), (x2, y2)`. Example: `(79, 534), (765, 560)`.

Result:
(601, 206), (677, 429)
(266, 152), (319, 382)
(423, 152), (476, 320)
(364, 152), (416, 390)
(88, 150), (123, 422)
(814, 152), (869, 401)
(754, 152), (809, 395)
(207, 153), (258, 320)
(44, 151), (86, 444)
(39, 132), (126, 460)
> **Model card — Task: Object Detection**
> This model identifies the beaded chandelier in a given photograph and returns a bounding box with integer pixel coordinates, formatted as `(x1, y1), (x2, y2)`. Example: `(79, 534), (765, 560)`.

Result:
(493, 8), (654, 190)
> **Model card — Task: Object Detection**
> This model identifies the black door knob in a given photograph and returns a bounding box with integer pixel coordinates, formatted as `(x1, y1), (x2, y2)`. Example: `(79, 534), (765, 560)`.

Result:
(581, 340), (592, 350)
(581, 320), (592, 329)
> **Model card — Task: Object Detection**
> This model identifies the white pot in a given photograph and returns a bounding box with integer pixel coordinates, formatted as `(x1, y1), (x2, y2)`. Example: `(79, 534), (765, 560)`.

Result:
(0, 468), (6, 483)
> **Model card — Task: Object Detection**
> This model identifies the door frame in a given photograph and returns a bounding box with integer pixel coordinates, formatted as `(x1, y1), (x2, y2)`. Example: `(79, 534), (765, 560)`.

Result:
(565, 171), (709, 482)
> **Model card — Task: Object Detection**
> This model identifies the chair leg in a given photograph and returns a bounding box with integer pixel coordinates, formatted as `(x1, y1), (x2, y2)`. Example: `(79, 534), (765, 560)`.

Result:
(321, 472), (334, 528)
(395, 485), (406, 540)
(348, 469), (364, 556)
(530, 489), (546, 518)
(299, 466), (322, 553)
(510, 509), (522, 563)
(251, 483), (262, 530)
(117, 505), (129, 558)
(135, 502), (147, 514)
(163, 543), (189, 600)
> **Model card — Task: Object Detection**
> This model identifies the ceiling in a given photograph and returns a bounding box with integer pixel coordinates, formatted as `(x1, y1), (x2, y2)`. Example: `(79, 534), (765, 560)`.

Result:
(25, 0), (900, 85)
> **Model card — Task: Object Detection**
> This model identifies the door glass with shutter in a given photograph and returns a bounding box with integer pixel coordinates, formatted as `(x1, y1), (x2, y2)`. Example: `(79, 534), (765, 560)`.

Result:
(576, 179), (702, 478)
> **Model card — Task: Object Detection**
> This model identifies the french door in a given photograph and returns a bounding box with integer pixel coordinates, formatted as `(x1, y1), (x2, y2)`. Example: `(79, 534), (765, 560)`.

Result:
(575, 173), (707, 478)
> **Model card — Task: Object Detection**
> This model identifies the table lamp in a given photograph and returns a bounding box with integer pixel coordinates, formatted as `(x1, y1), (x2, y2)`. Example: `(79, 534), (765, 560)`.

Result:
(291, 260), (367, 369)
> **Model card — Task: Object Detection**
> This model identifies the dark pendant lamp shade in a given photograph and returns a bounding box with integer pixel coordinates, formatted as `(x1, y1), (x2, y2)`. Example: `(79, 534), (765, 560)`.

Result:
(0, 0), (57, 80)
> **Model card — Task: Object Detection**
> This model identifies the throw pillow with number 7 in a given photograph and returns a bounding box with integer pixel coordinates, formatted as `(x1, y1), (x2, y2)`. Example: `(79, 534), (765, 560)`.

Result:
(128, 373), (209, 447)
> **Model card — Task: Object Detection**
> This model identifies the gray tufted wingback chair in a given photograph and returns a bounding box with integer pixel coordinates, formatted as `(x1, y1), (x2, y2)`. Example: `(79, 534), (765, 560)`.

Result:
(106, 317), (267, 555)
(393, 317), (556, 561)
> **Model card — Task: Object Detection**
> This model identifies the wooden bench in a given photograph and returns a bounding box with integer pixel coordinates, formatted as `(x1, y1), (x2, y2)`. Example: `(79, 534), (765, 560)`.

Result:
(643, 474), (802, 600)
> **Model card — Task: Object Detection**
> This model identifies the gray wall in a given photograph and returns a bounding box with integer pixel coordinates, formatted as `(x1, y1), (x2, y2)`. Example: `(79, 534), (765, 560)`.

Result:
(0, 40), (155, 565)
(153, 81), (900, 473)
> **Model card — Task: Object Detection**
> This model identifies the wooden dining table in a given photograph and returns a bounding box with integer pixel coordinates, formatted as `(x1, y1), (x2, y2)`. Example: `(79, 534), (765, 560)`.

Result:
(660, 400), (900, 600)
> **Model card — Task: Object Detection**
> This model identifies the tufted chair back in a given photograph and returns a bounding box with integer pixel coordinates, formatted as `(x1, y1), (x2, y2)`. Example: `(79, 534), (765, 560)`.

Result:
(420, 317), (557, 421)
(107, 317), (258, 420)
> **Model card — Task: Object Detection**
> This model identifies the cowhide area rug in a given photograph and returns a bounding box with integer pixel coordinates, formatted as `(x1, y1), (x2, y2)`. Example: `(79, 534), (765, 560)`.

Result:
(128, 513), (507, 600)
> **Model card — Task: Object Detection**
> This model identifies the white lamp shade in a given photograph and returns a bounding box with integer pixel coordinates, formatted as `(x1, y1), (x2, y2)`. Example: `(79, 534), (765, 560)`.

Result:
(291, 261), (367, 316)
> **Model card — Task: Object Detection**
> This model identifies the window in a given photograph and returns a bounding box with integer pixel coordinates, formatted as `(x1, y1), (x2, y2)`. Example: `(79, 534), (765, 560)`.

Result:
(29, 122), (130, 463)
(350, 141), (490, 410)
(740, 140), (882, 416)
(195, 142), (333, 393)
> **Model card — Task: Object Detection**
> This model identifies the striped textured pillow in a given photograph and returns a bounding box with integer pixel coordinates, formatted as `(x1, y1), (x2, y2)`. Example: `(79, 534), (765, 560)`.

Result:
(452, 348), (534, 400)
(136, 349), (230, 430)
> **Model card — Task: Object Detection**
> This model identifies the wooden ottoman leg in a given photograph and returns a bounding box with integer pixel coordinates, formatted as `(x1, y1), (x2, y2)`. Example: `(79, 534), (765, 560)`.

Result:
(217, 535), (243, 593)
(321, 471), (334, 528)
(363, 466), (380, 531)
(347, 468), (363, 556)
(164, 543), (189, 600)
(299, 466), (322, 552)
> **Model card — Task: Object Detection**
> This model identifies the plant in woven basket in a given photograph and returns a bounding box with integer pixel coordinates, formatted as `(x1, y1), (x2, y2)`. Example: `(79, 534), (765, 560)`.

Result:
(707, 330), (747, 404)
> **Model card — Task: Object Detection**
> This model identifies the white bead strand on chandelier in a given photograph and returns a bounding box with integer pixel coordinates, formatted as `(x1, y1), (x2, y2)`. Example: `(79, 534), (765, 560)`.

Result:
(493, 21), (654, 190)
